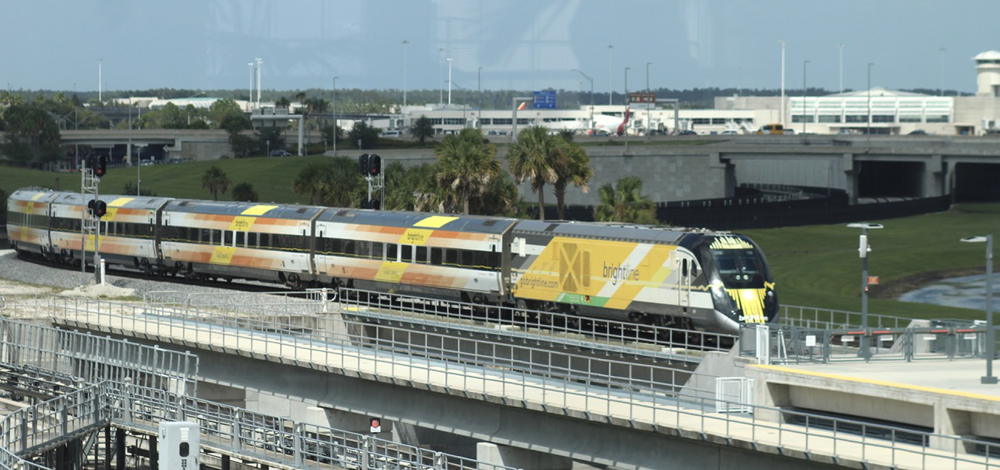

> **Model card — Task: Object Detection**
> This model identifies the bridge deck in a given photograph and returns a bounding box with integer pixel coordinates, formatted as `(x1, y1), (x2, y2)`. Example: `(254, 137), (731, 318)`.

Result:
(51, 306), (996, 469)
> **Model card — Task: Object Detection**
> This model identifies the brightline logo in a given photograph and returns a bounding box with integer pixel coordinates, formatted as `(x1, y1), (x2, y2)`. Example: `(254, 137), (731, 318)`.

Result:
(603, 262), (640, 286)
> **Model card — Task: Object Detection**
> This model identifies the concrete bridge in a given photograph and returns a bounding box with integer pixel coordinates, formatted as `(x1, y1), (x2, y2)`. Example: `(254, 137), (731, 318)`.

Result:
(42, 129), (1000, 206)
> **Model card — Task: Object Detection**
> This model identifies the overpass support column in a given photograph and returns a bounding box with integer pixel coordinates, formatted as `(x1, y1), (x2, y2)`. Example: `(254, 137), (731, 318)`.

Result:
(932, 405), (972, 454)
(476, 442), (573, 469)
(924, 154), (945, 198)
(946, 159), (959, 203)
(708, 152), (736, 198)
(842, 153), (858, 204)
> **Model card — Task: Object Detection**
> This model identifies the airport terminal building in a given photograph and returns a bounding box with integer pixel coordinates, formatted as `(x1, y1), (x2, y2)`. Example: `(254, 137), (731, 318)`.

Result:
(395, 50), (1000, 137)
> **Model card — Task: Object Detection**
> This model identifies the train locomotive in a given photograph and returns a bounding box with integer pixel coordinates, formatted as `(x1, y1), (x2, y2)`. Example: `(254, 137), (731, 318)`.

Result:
(6, 188), (778, 334)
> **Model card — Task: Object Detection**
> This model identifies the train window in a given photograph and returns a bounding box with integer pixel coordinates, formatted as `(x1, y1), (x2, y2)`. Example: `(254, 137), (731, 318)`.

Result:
(445, 249), (458, 266)
(415, 246), (428, 264)
(401, 245), (413, 262)
(372, 242), (384, 259)
(682, 259), (688, 277)
(386, 243), (397, 261)
(472, 251), (488, 268)
(224, 231), (233, 246)
(236, 232), (245, 247)
(691, 263), (699, 278)
(462, 250), (473, 267)
(214, 230), (222, 245)
(330, 238), (342, 254)
(431, 247), (442, 265)
(356, 241), (370, 258)
(343, 240), (354, 255)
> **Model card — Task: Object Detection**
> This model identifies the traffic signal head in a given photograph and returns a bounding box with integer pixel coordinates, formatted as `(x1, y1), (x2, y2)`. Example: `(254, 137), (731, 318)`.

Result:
(87, 199), (107, 218)
(358, 154), (370, 176)
(95, 155), (107, 178)
(368, 154), (381, 177)
(86, 155), (96, 174)
(360, 198), (381, 210)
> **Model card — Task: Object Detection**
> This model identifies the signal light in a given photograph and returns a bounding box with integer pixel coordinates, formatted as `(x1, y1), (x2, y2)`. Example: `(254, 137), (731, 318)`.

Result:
(87, 199), (107, 218)
(95, 155), (107, 178)
(360, 198), (381, 210)
(368, 154), (381, 177)
(358, 154), (370, 176)
(86, 155), (96, 175)
(95, 200), (107, 218)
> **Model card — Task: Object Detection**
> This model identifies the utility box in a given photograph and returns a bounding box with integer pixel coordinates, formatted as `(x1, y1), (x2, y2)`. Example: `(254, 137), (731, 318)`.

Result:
(158, 421), (200, 469)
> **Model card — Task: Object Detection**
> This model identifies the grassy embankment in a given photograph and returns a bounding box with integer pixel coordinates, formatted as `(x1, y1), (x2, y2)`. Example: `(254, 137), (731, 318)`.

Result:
(3, 160), (998, 321)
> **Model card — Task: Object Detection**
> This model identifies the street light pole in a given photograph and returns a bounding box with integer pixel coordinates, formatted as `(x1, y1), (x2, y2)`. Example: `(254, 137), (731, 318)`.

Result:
(962, 235), (997, 384)
(803, 60), (809, 134)
(255, 58), (263, 108)
(402, 40), (409, 108)
(332, 76), (339, 156)
(646, 62), (652, 140)
(447, 58), (453, 105)
(248, 62), (255, 112)
(607, 45), (614, 105)
(867, 62), (873, 138)
(477, 66), (482, 112)
(839, 44), (844, 94)
(438, 48), (444, 106)
(848, 223), (883, 361)
(780, 40), (786, 128)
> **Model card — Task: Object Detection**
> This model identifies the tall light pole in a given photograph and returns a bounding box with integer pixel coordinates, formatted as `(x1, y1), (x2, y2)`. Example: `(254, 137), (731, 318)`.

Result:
(961, 235), (997, 384)
(780, 40), (786, 128)
(940, 47), (946, 96)
(848, 222), (883, 361)
(802, 60), (810, 134)
(99, 59), (103, 103)
(248, 62), (255, 111)
(255, 58), (263, 108)
(477, 66), (483, 112)
(607, 45), (614, 105)
(447, 57), (453, 105)
(402, 40), (409, 108)
(438, 48), (444, 106)
(646, 62), (652, 139)
(867, 62), (873, 137)
(839, 44), (844, 94)
(571, 69), (594, 107)
(332, 76), (339, 156)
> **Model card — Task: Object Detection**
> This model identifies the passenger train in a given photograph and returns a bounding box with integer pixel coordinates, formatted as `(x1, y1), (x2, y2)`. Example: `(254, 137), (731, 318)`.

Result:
(6, 189), (778, 334)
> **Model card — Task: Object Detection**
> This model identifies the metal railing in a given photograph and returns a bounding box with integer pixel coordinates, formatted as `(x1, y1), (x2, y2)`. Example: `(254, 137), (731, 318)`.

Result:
(0, 380), (520, 470)
(0, 316), (198, 396)
(41, 296), (1000, 469)
(741, 323), (987, 364)
(337, 287), (736, 355)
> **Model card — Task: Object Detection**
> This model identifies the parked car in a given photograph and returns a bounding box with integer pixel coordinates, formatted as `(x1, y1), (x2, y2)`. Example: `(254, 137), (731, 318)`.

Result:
(678, 130), (698, 136)
(908, 129), (928, 136)
(269, 150), (292, 157)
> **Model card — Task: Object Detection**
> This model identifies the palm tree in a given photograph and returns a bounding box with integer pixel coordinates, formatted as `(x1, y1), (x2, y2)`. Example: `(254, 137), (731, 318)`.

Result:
(231, 182), (259, 202)
(552, 138), (593, 220)
(434, 128), (501, 214)
(506, 126), (565, 220)
(409, 115), (435, 143)
(594, 176), (658, 225)
(317, 157), (365, 207)
(292, 163), (328, 205)
(201, 166), (231, 201)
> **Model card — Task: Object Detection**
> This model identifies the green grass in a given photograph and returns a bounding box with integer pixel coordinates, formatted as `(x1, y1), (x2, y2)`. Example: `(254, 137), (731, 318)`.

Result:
(742, 204), (1000, 321)
(3, 160), (998, 321)
(1, 157), (330, 205)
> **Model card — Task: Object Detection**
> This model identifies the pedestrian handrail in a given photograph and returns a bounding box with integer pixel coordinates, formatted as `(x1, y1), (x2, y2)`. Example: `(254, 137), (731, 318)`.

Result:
(41, 296), (1000, 468)
(741, 323), (988, 364)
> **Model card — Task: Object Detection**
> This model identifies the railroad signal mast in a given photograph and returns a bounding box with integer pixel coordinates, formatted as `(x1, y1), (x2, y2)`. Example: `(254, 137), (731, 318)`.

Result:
(358, 154), (384, 209)
(80, 155), (107, 281)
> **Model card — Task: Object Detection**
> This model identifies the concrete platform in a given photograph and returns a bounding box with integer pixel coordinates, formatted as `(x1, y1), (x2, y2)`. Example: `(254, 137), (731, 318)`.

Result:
(747, 359), (1000, 457)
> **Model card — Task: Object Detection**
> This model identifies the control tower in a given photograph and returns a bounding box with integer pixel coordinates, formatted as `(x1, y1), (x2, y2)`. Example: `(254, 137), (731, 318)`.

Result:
(973, 50), (1000, 96)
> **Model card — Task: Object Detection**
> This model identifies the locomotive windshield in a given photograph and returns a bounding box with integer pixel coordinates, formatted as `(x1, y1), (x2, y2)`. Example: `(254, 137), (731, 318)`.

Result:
(711, 248), (765, 288)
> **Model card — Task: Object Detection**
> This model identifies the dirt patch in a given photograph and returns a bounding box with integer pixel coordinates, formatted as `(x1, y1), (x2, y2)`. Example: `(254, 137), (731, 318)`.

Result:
(870, 267), (986, 300)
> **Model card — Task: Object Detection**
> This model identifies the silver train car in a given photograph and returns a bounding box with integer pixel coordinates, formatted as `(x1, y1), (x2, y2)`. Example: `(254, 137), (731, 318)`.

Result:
(7, 189), (778, 334)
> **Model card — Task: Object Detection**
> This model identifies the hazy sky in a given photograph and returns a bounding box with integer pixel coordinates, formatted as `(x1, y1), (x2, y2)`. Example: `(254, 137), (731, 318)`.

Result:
(3, 0), (998, 95)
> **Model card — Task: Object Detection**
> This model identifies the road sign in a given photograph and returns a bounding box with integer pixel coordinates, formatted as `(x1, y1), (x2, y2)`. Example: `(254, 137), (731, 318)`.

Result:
(533, 90), (557, 109)
(629, 92), (656, 104)
(867, 276), (879, 285)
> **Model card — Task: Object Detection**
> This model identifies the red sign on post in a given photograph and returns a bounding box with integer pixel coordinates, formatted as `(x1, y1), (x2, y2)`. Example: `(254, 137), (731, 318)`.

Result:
(867, 276), (880, 285)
